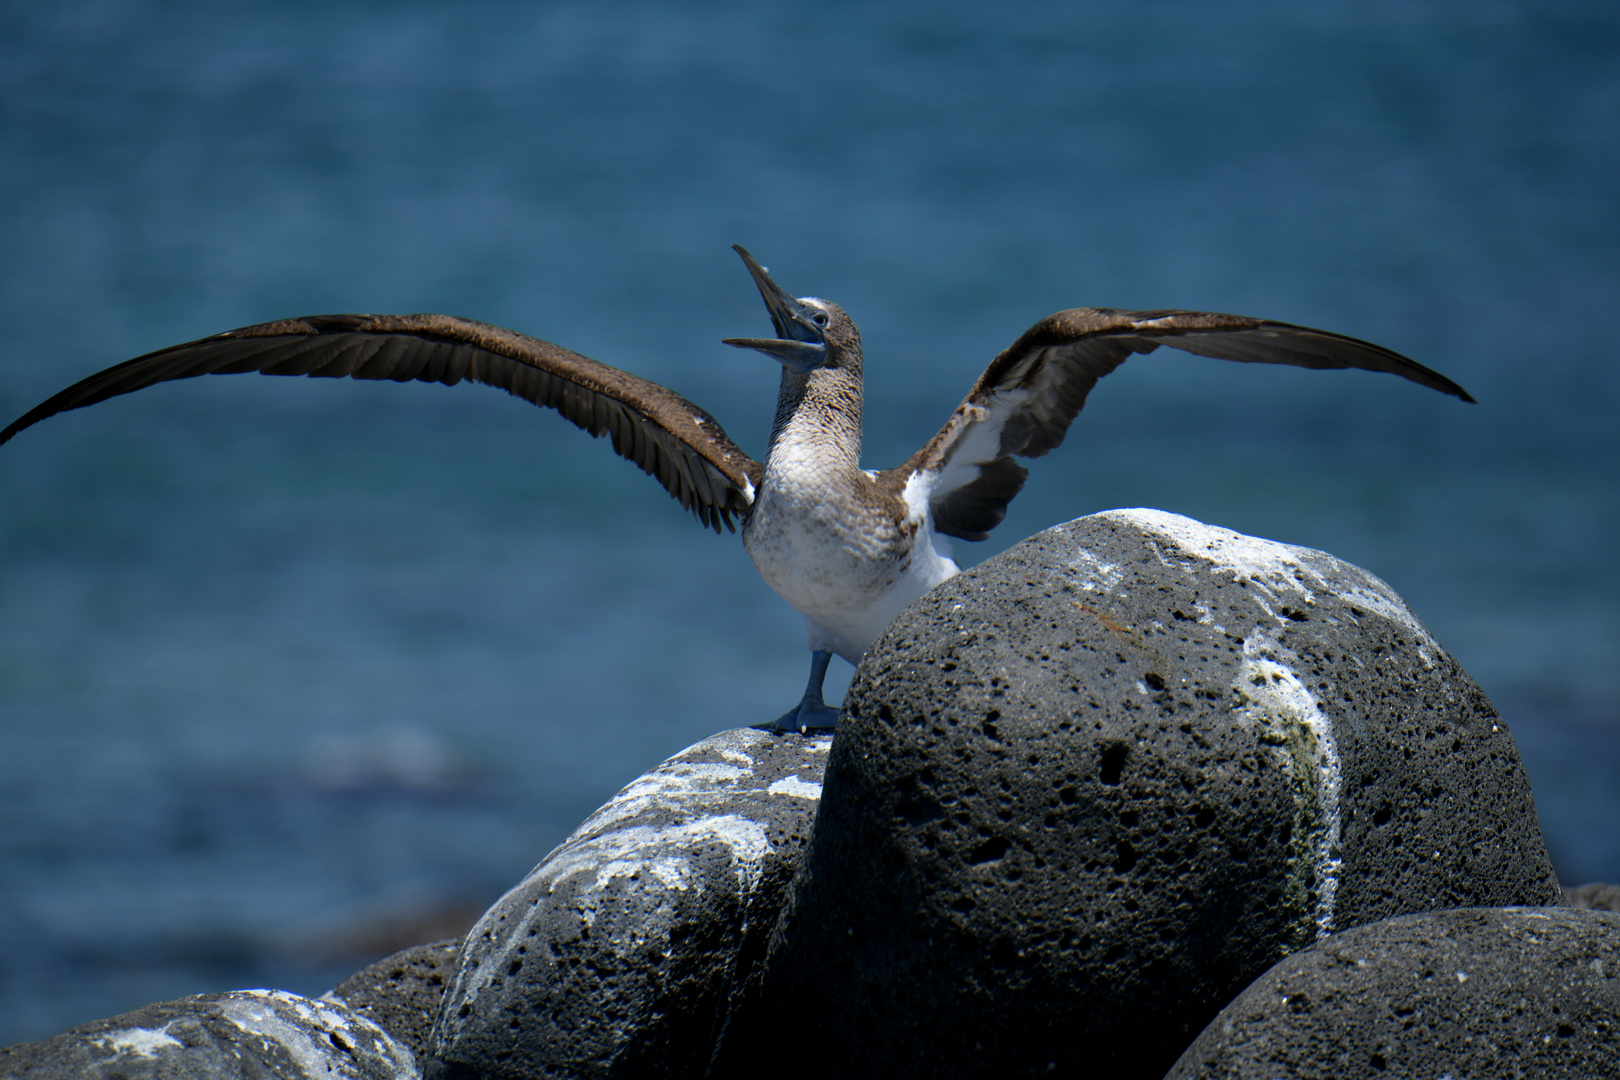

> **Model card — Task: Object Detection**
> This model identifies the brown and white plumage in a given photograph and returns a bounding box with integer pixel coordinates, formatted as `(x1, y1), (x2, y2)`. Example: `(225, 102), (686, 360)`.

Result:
(0, 248), (1473, 731)
(885, 307), (1473, 542)
(0, 313), (760, 533)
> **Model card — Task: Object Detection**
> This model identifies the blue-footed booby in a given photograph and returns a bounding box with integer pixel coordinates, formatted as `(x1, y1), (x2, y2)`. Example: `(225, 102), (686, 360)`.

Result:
(0, 247), (1473, 732)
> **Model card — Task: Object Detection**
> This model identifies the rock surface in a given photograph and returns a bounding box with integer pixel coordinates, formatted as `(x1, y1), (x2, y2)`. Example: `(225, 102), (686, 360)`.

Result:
(0, 988), (417, 1079)
(715, 510), (1561, 1080)
(1166, 905), (1620, 1078)
(1566, 882), (1620, 912)
(328, 938), (462, 1066)
(428, 727), (831, 1079)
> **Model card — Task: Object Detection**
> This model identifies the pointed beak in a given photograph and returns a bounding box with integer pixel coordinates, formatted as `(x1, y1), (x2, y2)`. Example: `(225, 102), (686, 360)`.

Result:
(721, 245), (827, 374)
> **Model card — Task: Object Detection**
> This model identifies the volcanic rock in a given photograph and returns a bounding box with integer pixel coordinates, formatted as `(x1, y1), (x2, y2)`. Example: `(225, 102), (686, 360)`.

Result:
(328, 938), (462, 1065)
(428, 726), (830, 1079)
(1166, 905), (1620, 1078)
(715, 509), (1561, 1080)
(0, 988), (417, 1079)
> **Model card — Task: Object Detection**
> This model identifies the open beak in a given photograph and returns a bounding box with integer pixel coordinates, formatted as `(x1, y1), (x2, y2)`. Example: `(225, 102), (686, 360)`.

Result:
(721, 245), (827, 374)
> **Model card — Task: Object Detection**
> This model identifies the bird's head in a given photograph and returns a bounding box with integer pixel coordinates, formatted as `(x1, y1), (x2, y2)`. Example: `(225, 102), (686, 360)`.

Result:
(722, 245), (861, 376)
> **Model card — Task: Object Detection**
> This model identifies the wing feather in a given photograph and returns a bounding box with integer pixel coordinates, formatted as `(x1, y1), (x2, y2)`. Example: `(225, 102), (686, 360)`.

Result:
(883, 308), (1472, 542)
(1, 313), (763, 533)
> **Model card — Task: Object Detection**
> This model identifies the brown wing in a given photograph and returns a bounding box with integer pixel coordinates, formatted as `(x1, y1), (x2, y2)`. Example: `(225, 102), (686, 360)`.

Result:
(1, 313), (763, 533)
(880, 308), (1474, 542)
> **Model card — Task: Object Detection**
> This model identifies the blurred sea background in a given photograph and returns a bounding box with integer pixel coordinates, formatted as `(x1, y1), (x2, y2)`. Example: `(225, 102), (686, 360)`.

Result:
(0, 0), (1615, 1045)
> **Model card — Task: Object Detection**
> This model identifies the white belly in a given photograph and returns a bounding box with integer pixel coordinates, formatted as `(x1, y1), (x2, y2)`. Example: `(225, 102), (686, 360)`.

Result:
(742, 466), (959, 663)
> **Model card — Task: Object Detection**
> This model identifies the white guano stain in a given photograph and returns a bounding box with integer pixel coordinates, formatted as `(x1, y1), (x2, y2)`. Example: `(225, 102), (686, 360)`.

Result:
(95, 1026), (184, 1058)
(1070, 510), (1435, 941)
(570, 728), (797, 837)
(1065, 547), (1123, 593)
(463, 814), (772, 1003)
(453, 728), (831, 1011)
(217, 990), (417, 1079)
(534, 815), (772, 901)
(579, 761), (754, 835)
(767, 774), (823, 800)
(218, 992), (343, 1079)
(1232, 633), (1343, 940)
(716, 745), (758, 768)
(1102, 508), (1438, 658)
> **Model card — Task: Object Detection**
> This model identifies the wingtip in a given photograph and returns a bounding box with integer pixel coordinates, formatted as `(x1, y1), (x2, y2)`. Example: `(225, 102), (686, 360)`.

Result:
(0, 413), (38, 446)
(1435, 376), (1476, 404)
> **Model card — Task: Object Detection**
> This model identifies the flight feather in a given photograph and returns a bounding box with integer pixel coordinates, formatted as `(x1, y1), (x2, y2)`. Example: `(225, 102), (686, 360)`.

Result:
(0, 313), (763, 532)
(882, 308), (1473, 541)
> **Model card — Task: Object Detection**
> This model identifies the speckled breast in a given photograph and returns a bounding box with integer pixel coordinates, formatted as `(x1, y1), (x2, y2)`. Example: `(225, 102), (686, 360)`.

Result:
(742, 469), (914, 626)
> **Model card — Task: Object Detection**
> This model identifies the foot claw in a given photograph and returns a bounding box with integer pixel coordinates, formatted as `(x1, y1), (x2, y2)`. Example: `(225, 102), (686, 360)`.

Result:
(794, 704), (841, 733)
(758, 703), (841, 735)
(756, 650), (842, 734)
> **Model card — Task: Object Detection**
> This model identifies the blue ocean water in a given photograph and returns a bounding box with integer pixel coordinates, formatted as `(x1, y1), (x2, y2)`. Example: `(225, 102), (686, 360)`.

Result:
(0, 0), (1615, 1045)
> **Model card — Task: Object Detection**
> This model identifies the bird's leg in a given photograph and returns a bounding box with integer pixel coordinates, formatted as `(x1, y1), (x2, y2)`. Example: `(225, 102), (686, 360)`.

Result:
(763, 650), (841, 734)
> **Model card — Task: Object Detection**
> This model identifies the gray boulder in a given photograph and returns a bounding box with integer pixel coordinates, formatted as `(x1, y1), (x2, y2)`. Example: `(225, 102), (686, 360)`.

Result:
(428, 726), (831, 1079)
(1166, 905), (1620, 1078)
(0, 989), (417, 1079)
(327, 938), (462, 1066)
(716, 510), (1561, 1080)
(1566, 882), (1620, 912)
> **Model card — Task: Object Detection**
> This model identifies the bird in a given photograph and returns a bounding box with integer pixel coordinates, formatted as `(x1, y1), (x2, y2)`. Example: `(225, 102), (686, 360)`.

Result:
(0, 246), (1473, 732)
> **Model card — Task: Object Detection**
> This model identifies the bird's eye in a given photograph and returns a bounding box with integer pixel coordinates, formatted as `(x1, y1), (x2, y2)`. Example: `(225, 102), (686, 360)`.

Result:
(812, 311), (829, 327)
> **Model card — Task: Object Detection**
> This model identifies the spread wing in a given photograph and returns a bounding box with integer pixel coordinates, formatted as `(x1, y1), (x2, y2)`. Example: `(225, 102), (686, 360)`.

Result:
(0, 313), (763, 532)
(880, 308), (1474, 542)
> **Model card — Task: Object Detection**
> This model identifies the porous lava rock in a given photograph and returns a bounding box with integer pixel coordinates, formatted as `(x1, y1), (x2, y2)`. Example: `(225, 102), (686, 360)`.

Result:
(1166, 906), (1620, 1078)
(715, 509), (1560, 1080)
(327, 938), (461, 1065)
(0, 988), (417, 1079)
(428, 727), (831, 1079)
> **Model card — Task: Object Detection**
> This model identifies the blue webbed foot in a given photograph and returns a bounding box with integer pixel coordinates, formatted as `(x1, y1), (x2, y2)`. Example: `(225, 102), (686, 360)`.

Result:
(758, 649), (842, 734)
(765, 701), (840, 734)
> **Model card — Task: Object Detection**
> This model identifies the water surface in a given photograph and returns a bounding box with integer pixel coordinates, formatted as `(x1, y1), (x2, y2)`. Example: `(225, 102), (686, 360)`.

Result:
(1, 0), (1615, 1044)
